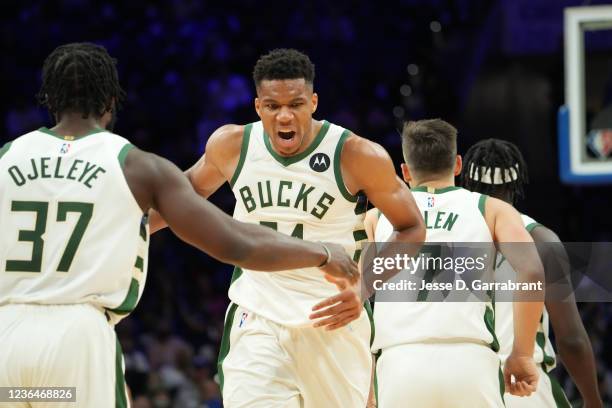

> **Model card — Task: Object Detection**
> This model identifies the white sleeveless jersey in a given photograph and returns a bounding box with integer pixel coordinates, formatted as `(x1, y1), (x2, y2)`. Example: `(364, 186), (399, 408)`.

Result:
(372, 186), (498, 352)
(228, 120), (367, 326)
(0, 128), (149, 325)
(495, 214), (556, 370)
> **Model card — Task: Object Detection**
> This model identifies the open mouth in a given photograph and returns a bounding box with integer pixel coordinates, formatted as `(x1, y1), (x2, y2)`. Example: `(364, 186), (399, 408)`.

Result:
(278, 131), (296, 140)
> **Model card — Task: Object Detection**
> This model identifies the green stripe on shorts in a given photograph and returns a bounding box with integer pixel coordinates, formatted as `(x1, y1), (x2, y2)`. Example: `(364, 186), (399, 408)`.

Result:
(217, 303), (239, 392)
(115, 336), (128, 408)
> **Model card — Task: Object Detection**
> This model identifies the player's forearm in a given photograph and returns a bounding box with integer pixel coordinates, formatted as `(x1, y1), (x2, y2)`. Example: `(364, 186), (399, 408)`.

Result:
(512, 301), (544, 356)
(557, 335), (602, 406)
(231, 222), (328, 271)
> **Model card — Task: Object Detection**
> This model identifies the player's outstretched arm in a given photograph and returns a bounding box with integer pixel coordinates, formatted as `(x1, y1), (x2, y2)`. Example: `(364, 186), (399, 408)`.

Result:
(148, 124), (243, 234)
(532, 226), (602, 407)
(124, 147), (358, 282)
(486, 197), (544, 396)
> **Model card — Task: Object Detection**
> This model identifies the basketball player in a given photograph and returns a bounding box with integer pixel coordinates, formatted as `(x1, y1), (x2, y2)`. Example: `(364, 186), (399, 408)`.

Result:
(461, 139), (602, 408)
(0, 43), (359, 408)
(365, 119), (544, 407)
(150, 48), (425, 407)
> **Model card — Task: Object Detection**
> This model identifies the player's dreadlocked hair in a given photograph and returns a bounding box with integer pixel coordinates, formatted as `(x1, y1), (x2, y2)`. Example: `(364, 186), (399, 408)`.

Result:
(37, 42), (125, 119)
(253, 48), (315, 88)
(461, 139), (529, 203)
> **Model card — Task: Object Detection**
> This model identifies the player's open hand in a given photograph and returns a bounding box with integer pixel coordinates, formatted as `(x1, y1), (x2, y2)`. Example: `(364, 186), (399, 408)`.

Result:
(318, 242), (359, 286)
(309, 275), (362, 330)
(504, 353), (539, 397)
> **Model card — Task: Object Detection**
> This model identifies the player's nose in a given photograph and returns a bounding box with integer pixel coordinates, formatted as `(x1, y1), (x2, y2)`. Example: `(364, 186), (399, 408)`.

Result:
(277, 105), (294, 123)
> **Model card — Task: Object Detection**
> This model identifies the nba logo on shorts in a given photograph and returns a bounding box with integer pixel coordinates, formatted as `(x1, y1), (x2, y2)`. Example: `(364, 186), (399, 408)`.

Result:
(60, 143), (71, 154)
(427, 196), (435, 208)
(239, 312), (248, 328)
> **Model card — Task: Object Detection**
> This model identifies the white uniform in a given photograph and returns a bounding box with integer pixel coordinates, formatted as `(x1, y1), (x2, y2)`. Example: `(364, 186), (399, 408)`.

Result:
(496, 215), (571, 408)
(0, 127), (148, 407)
(219, 120), (372, 408)
(373, 186), (504, 408)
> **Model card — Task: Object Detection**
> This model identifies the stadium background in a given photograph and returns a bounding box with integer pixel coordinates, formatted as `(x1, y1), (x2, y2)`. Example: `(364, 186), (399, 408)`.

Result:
(1, 1), (610, 406)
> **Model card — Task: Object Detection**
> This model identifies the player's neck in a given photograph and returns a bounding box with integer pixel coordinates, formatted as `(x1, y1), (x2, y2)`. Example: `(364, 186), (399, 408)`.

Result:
(51, 112), (106, 137)
(410, 176), (455, 190)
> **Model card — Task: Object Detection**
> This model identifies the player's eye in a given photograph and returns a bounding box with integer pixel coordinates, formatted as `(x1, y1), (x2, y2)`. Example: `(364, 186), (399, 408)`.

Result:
(266, 104), (279, 110)
(290, 102), (303, 108)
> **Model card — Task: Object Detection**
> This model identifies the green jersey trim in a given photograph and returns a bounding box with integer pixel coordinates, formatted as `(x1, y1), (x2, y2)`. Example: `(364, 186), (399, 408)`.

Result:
(0, 141), (12, 160)
(525, 222), (542, 233)
(263, 120), (330, 166)
(108, 257), (143, 315)
(38, 126), (105, 140)
(545, 368), (571, 408)
(230, 124), (252, 187)
(217, 302), (239, 392)
(115, 336), (128, 408)
(478, 194), (488, 217)
(411, 186), (462, 194)
(498, 365), (505, 401)
(118, 143), (134, 170)
(484, 305), (500, 351)
(364, 300), (375, 347)
(334, 129), (358, 202)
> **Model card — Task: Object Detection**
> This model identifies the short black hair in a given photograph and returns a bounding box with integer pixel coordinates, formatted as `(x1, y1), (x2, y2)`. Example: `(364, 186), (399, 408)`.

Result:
(37, 42), (125, 119)
(401, 119), (457, 177)
(252, 48), (315, 88)
(460, 139), (529, 203)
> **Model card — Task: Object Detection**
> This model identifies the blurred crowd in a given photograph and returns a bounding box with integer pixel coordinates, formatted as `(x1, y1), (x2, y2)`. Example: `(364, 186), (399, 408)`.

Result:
(1, 0), (611, 406)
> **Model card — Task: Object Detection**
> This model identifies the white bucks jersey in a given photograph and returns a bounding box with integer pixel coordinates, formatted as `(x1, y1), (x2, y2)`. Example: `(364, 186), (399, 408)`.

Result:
(229, 120), (367, 326)
(372, 186), (497, 352)
(0, 128), (149, 324)
(495, 214), (556, 370)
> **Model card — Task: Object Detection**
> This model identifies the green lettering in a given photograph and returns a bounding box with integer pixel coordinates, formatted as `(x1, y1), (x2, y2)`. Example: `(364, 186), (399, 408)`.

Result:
(40, 157), (51, 178)
(294, 183), (315, 211)
(424, 211), (433, 229)
(311, 192), (335, 219)
(434, 211), (445, 229)
(78, 161), (96, 182)
(277, 181), (292, 207)
(26, 158), (39, 180)
(84, 167), (106, 188)
(442, 212), (459, 231)
(257, 180), (273, 208)
(54, 157), (65, 179)
(8, 166), (26, 186)
(67, 159), (83, 180)
(239, 186), (256, 212)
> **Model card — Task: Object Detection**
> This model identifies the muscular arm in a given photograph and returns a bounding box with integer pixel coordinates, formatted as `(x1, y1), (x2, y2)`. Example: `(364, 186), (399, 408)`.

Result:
(485, 197), (544, 356)
(532, 226), (602, 407)
(124, 146), (356, 276)
(148, 124), (243, 233)
(343, 135), (425, 247)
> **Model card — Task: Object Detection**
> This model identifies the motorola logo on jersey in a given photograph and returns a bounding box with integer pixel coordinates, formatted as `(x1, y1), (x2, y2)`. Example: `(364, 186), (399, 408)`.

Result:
(309, 153), (330, 172)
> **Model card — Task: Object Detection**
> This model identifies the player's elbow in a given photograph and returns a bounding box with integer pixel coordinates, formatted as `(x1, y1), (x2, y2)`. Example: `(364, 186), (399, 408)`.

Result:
(557, 333), (591, 357)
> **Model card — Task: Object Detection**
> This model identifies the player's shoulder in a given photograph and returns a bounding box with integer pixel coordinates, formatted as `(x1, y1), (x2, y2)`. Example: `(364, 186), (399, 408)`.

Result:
(340, 131), (390, 163)
(205, 124), (246, 159)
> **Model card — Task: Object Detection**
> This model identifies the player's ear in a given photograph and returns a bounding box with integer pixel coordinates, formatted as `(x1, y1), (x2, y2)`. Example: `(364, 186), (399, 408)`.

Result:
(454, 155), (462, 176)
(401, 163), (412, 183)
(311, 92), (318, 113)
(254, 97), (262, 118)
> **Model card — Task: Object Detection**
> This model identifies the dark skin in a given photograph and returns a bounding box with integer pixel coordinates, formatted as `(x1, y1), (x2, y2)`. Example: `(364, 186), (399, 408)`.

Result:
(495, 189), (602, 408)
(150, 78), (425, 330)
(48, 110), (359, 282)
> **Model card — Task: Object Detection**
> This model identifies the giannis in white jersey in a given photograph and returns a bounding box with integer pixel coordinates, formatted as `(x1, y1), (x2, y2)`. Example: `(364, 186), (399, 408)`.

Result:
(149, 49), (425, 408)
(462, 138), (601, 407)
(366, 119), (544, 408)
(1, 43), (359, 408)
